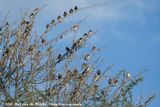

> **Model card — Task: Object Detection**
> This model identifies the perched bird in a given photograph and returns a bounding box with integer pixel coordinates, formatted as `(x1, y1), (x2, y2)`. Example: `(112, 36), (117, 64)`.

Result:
(68, 53), (73, 59)
(57, 54), (62, 60)
(92, 45), (97, 52)
(45, 90), (50, 96)
(97, 70), (101, 75)
(88, 30), (93, 35)
(51, 19), (55, 24)
(78, 38), (83, 44)
(47, 47), (52, 52)
(82, 63), (87, 69)
(41, 38), (46, 44)
(73, 25), (79, 31)
(46, 24), (50, 29)
(29, 13), (34, 18)
(126, 72), (131, 79)
(25, 21), (30, 26)
(73, 68), (78, 76)
(83, 33), (88, 41)
(108, 78), (118, 86)
(59, 35), (63, 39)
(29, 45), (34, 52)
(93, 85), (99, 91)
(65, 47), (71, 52)
(114, 79), (118, 85)
(69, 9), (74, 14)
(84, 66), (91, 74)
(63, 11), (68, 17)
(57, 15), (62, 21)
(74, 6), (78, 11)
(5, 48), (10, 54)
(84, 54), (90, 60)
(94, 75), (100, 81)
(33, 8), (40, 13)
(5, 22), (9, 28)
(0, 26), (2, 31)
(58, 74), (62, 79)
(76, 38), (83, 49)
(108, 78), (113, 85)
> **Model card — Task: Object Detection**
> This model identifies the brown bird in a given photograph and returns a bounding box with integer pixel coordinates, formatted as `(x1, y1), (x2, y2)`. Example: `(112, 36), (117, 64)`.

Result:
(46, 24), (50, 29)
(97, 70), (101, 75)
(74, 6), (78, 11)
(92, 45), (97, 52)
(83, 33), (88, 41)
(58, 74), (62, 79)
(63, 11), (68, 17)
(51, 19), (55, 24)
(41, 38), (46, 44)
(84, 54), (90, 60)
(57, 54), (62, 60)
(88, 30), (93, 35)
(73, 25), (79, 31)
(57, 15), (62, 21)
(29, 13), (34, 18)
(69, 9), (74, 14)
(65, 47), (71, 52)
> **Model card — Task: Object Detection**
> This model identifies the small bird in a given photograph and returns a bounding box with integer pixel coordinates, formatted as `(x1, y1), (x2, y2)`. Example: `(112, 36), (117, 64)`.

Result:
(25, 21), (30, 25)
(57, 15), (62, 21)
(57, 54), (62, 60)
(58, 74), (62, 79)
(97, 70), (101, 75)
(5, 22), (9, 28)
(69, 9), (74, 14)
(47, 47), (52, 52)
(51, 19), (55, 24)
(63, 11), (68, 17)
(0, 26), (2, 31)
(59, 35), (63, 39)
(73, 68), (78, 76)
(84, 54), (90, 60)
(41, 38), (46, 44)
(108, 78), (118, 86)
(108, 78), (113, 85)
(126, 72), (131, 79)
(82, 63), (87, 69)
(88, 30), (93, 35)
(65, 47), (71, 52)
(78, 38), (83, 44)
(94, 75), (100, 81)
(114, 79), (118, 85)
(93, 85), (99, 91)
(92, 45), (97, 52)
(33, 8), (40, 13)
(73, 25), (79, 31)
(5, 48), (10, 54)
(46, 24), (50, 29)
(74, 6), (78, 11)
(73, 38), (83, 50)
(29, 45), (34, 52)
(83, 33), (88, 41)
(29, 13), (34, 18)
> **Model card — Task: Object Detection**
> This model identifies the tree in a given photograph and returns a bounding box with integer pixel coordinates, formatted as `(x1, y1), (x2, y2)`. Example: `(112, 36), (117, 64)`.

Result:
(0, 5), (155, 107)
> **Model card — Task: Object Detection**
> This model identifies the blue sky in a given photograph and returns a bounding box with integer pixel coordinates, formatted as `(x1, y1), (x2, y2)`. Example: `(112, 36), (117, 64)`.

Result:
(0, 0), (160, 106)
